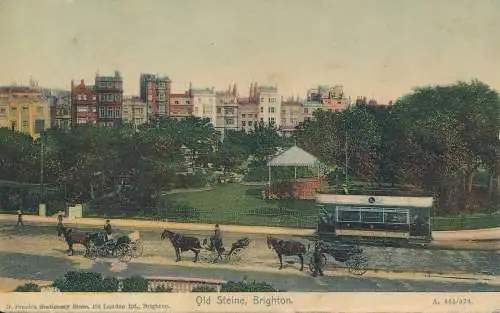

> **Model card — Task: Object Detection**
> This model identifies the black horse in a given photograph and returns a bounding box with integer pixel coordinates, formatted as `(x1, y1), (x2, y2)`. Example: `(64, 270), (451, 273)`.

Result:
(160, 229), (201, 262)
(266, 236), (306, 271)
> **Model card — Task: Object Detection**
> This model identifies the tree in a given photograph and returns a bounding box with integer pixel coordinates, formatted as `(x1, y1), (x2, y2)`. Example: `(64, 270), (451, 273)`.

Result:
(389, 80), (500, 212)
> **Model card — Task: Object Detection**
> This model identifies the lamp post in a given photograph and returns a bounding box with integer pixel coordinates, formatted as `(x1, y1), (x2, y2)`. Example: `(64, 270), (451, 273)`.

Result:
(39, 132), (46, 216)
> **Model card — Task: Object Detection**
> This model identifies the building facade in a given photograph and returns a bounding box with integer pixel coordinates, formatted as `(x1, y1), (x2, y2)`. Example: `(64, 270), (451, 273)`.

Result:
(215, 84), (239, 134)
(168, 92), (193, 118)
(256, 85), (282, 127)
(139, 73), (171, 117)
(190, 86), (217, 125)
(122, 96), (147, 127)
(0, 86), (50, 138)
(280, 97), (303, 134)
(71, 79), (98, 127)
(95, 71), (123, 126)
(307, 84), (350, 112)
(42, 89), (71, 130)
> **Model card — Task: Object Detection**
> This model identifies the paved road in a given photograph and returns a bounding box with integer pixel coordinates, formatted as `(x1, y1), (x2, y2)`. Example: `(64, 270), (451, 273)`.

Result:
(1, 223), (498, 276)
(0, 250), (498, 292)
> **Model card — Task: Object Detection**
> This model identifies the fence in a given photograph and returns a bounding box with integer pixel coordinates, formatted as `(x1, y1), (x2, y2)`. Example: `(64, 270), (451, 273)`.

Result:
(84, 205), (499, 231)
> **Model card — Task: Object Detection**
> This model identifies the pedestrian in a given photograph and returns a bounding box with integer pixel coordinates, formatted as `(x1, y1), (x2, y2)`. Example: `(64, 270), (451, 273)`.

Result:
(57, 213), (64, 237)
(311, 240), (324, 277)
(16, 210), (24, 227)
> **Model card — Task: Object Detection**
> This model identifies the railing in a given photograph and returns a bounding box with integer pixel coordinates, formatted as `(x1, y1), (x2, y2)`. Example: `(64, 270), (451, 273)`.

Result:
(39, 277), (225, 293)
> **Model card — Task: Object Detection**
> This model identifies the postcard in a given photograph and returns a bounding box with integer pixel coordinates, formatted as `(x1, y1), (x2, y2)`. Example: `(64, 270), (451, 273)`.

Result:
(0, 0), (498, 312)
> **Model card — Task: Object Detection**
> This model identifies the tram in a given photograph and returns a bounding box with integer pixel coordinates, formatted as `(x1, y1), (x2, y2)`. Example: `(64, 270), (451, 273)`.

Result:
(316, 193), (433, 243)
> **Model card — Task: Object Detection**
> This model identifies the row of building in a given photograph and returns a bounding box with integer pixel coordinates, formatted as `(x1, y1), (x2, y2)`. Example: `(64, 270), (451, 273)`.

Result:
(0, 71), (382, 138)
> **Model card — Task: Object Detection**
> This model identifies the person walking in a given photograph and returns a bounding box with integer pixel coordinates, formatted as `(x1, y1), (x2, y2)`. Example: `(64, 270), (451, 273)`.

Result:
(57, 214), (64, 237)
(16, 210), (24, 227)
(311, 240), (325, 277)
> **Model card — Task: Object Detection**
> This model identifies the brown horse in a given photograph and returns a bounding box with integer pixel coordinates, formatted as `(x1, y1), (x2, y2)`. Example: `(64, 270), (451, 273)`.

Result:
(60, 226), (96, 256)
(160, 229), (201, 262)
(266, 236), (306, 271)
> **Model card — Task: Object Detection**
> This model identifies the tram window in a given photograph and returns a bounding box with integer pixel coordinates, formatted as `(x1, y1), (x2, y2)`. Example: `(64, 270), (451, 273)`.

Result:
(338, 210), (361, 222)
(384, 212), (407, 223)
(360, 211), (383, 223)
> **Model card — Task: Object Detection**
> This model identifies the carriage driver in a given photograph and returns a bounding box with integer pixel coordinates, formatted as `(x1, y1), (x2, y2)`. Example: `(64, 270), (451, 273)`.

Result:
(210, 224), (222, 251)
(104, 219), (113, 242)
(311, 239), (325, 277)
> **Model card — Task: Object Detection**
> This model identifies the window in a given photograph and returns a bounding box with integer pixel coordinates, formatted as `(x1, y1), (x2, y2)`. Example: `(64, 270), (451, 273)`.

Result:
(241, 114), (246, 118)
(186, 100), (190, 104)
(82, 95), (87, 101)
(174, 100), (179, 105)
(338, 209), (361, 222)
(384, 211), (408, 224)
(226, 118), (234, 125)
(107, 107), (113, 118)
(77, 106), (87, 112)
(107, 94), (114, 101)
(270, 117), (275, 123)
(260, 97), (264, 102)
(360, 211), (384, 223)
(217, 108), (222, 114)
(115, 95), (121, 101)
(92, 95), (97, 100)
(248, 121), (253, 127)
(242, 121), (246, 127)
(0, 107), (5, 113)
(269, 107), (275, 113)
(22, 120), (29, 127)
(99, 94), (105, 101)
(99, 106), (105, 118)
(159, 82), (165, 89)
(77, 118), (87, 125)
(37, 106), (44, 114)
(107, 82), (113, 88)
(260, 107), (263, 113)
(10, 106), (16, 111)
(304, 108), (309, 114)
(99, 82), (105, 88)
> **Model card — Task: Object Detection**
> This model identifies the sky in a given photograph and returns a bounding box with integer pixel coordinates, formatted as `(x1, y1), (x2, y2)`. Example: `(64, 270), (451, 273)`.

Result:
(1, 0), (500, 103)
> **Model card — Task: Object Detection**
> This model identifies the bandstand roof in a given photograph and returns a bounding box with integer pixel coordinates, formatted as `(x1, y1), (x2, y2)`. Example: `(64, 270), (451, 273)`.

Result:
(267, 146), (321, 167)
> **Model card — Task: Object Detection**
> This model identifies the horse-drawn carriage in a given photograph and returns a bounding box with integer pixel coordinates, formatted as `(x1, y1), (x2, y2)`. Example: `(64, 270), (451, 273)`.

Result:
(200, 236), (250, 263)
(160, 229), (251, 264)
(306, 240), (368, 276)
(87, 231), (144, 263)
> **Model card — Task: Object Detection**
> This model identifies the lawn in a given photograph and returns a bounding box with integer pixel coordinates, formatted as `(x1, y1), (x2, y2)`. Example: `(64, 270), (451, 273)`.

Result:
(162, 183), (319, 228)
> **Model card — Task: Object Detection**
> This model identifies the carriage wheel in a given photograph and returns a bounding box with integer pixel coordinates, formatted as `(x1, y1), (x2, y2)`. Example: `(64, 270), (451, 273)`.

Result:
(227, 248), (243, 262)
(308, 253), (328, 273)
(131, 240), (144, 258)
(208, 250), (221, 263)
(116, 244), (133, 263)
(346, 254), (368, 276)
(87, 245), (99, 260)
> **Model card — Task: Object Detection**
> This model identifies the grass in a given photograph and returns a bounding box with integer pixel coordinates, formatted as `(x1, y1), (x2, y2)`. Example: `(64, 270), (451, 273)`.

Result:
(162, 183), (318, 228)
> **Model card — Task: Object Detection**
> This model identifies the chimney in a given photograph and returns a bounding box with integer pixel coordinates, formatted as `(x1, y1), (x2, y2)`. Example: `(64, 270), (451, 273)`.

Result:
(249, 82), (254, 98)
(253, 82), (258, 98)
(71, 80), (74, 91)
(232, 83), (237, 96)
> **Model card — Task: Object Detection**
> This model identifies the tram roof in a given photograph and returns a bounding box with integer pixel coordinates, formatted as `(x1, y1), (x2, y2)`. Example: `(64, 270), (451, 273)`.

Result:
(316, 194), (434, 208)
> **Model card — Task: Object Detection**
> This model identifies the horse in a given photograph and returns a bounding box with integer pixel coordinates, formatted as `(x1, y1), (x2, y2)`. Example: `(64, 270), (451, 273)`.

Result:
(59, 226), (94, 256)
(266, 236), (306, 271)
(160, 229), (201, 262)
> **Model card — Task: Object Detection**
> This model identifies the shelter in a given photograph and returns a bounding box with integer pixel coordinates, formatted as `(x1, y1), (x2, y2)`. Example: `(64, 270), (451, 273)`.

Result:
(266, 146), (325, 199)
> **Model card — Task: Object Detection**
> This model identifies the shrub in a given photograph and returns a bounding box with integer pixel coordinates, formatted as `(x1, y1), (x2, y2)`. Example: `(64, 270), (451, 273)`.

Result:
(102, 277), (120, 292)
(191, 285), (217, 292)
(52, 271), (119, 292)
(122, 275), (149, 292)
(14, 283), (41, 292)
(220, 280), (279, 292)
(152, 285), (173, 292)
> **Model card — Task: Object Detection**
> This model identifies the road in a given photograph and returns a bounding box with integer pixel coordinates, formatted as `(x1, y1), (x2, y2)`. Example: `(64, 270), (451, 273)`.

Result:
(0, 221), (499, 291)
(0, 250), (498, 292)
